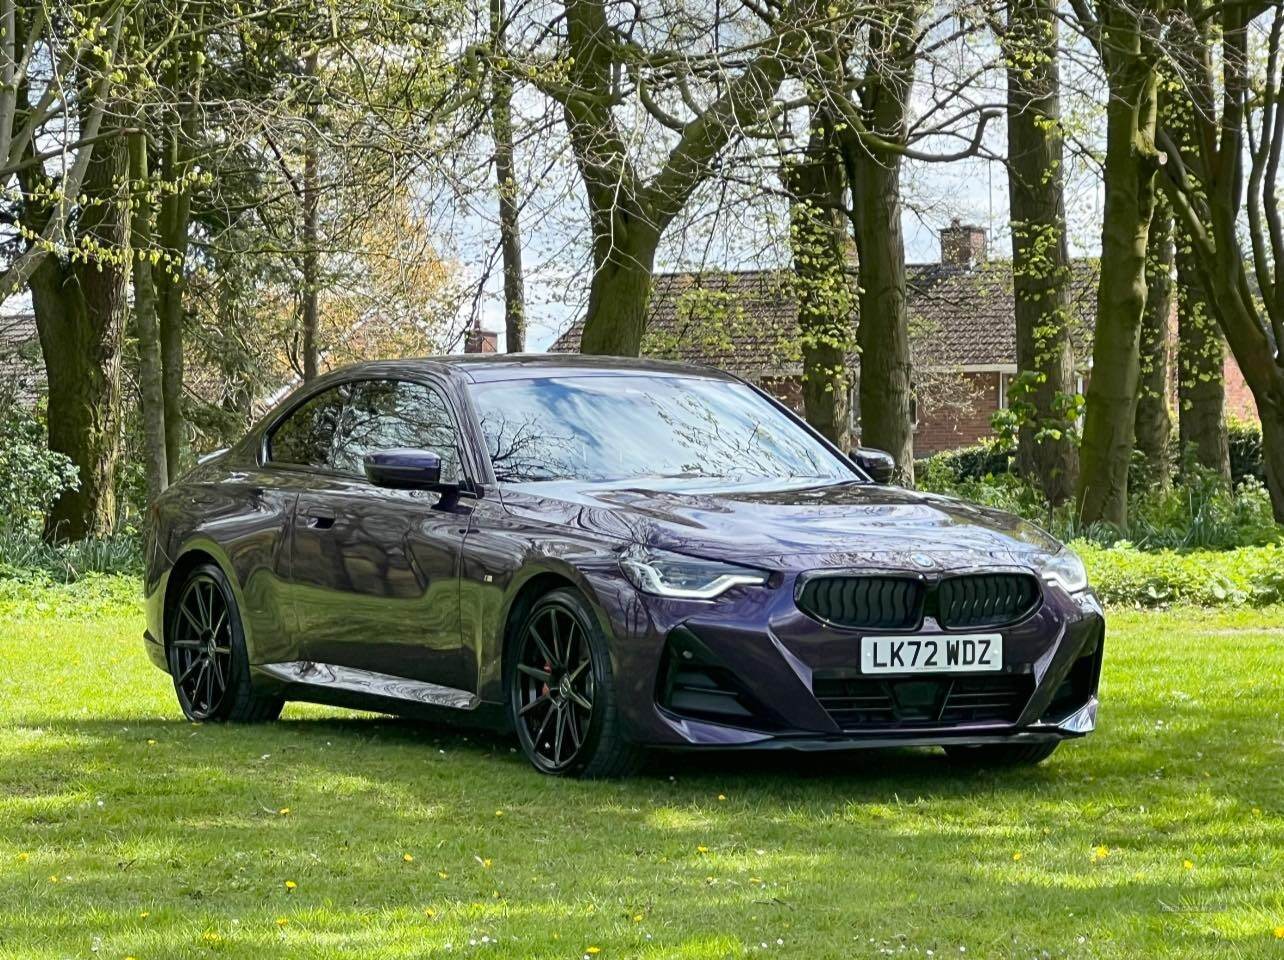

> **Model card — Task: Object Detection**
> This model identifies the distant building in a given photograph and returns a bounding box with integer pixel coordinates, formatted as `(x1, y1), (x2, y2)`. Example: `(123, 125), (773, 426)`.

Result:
(549, 221), (1257, 454)
(0, 312), (41, 405)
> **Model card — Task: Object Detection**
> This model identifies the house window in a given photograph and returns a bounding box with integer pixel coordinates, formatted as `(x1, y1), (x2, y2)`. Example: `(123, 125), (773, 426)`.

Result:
(998, 373), (1010, 410)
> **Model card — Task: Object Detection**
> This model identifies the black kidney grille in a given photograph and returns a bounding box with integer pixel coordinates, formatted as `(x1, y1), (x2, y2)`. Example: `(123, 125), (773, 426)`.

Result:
(796, 576), (923, 630)
(812, 673), (1034, 730)
(936, 574), (1040, 629)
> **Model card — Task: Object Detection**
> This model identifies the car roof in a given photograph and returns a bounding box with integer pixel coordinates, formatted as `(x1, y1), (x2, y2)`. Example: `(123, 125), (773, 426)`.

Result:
(325, 353), (739, 384)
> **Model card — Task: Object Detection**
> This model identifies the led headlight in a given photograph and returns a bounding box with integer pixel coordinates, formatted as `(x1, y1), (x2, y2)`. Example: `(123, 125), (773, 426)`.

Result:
(620, 547), (768, 600)
(1040, 546), (1088, 593)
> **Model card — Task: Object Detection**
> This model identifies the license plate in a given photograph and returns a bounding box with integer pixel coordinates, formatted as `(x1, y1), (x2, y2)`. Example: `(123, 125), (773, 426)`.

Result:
(861, 634), (1003, 674)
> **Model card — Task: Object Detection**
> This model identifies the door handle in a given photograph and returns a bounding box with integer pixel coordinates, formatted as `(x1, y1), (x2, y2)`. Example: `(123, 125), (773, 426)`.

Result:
(304, 509), (336, 529)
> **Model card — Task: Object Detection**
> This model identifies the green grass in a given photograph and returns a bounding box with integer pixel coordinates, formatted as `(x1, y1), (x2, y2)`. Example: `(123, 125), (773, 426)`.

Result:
(1, 579), (1282, 959)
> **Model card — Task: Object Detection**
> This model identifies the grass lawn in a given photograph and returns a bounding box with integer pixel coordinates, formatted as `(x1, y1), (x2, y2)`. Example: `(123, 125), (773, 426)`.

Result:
(1, 578), (1282, 959)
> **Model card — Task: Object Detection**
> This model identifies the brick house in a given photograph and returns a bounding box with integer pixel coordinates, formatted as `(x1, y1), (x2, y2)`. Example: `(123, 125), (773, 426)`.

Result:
(549, 221), (1258, 455)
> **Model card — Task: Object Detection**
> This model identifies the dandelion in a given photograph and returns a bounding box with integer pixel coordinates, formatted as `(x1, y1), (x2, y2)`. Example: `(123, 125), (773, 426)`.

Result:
(1012, 852), (1023, 862)
(278, 807), (290, 816)
(1092, 845), (1110, 862)
(140, 911), (150, 919)
(284, 880), (297, 891)
(48, 875), (58, 883)
(495, 809), (504, 817)
(146, 739), (157, 746)
(717, 794), (727, 801)
(633, 913), (644, 922)
(749, 877), (763, 884)
(403, 853), (414, 862)
(276, 917), (289, 927)
(16, 852), (27, 862)
(1252, 808), (1263, 818)
(1183, 859), (1194, 870)
(424, 908), (436, 918)
(696, 845), (710, 854)
(202, 931), (222, 943)
(586, 948), (601, 956)
(1274, 925), (1284, 939)
(438, 870), (449, 879)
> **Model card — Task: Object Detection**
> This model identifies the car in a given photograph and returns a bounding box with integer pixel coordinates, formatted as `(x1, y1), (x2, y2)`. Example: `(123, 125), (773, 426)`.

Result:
(143, 355), (1105, 777)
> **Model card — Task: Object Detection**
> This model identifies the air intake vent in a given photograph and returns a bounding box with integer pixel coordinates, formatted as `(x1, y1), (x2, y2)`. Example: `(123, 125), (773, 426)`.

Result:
(936, 574), (1040, 629)
(812, 673), (1034, 730)
(796, 576), (923, 630)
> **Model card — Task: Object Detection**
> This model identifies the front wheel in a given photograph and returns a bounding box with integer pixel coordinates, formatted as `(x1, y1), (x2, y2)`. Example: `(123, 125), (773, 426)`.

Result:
(166, 563), (283, 724)
(945, 741), (1060, 768)
(509, 588), (644, 778)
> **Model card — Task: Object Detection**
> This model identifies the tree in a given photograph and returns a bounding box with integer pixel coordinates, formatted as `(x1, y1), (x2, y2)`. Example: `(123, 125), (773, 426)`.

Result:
(490, 0), (525, 353)
(1003, 0), (1079, 503)
(13, 4), (131, 540)
(787, 117), (856, 448)
(1175, 228), (1230, 479)
(1135, 192), (1174, 487)
(1072, 0), (1166, 527)
(522, 0), (798, 356)
(1157, 0), (1284, 518)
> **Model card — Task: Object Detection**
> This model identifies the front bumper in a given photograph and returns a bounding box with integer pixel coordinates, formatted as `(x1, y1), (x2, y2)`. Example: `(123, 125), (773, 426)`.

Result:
(589, 569), (1105, 751)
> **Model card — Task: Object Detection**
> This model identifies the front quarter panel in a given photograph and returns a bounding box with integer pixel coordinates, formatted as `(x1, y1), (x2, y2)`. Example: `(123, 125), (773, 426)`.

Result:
(458, 495), (634, 707)
(146, 459), (301, 667)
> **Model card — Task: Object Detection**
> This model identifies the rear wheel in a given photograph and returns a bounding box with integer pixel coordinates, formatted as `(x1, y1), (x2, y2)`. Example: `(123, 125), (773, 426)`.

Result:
(945, 741), (1060, 767)
(509, 588), (644, 778)
(167, 563), (283, 723)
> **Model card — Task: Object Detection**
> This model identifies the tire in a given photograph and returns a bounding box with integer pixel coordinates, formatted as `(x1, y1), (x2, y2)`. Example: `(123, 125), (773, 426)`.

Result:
(509, 588), (645, 779)
(945, 741), (1060, 768)
(166, 562), (284, 724)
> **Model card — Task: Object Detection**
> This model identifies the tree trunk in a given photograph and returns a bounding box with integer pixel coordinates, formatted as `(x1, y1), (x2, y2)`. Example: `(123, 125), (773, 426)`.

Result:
(31, 129), (130, 541)
(1077, 53), (1160, 527)
(156, 37), (199, 480)
(1174, 233), (1230, 480)
(129, 128), (168, 501)
(300, 49), (320, 381)
(578, 219), (658, 355)
(787, 123), (854, 448)
(490, 0), (525, 353)
(849, 146), (913, 483)
(1134, 192), (1174, 488)
(1005, 0), (1078, 504)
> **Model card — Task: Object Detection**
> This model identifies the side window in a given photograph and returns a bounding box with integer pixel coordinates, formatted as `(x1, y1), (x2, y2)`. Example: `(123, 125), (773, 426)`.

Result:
(334, 380), (463, 482)
(268, 385), (349, 468)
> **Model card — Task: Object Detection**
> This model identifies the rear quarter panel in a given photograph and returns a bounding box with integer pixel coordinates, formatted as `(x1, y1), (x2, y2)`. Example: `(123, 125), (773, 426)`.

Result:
(147, 456), (302, 666)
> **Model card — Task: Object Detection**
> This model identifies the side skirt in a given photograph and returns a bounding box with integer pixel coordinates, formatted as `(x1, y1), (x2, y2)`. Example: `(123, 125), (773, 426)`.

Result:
(255, 660), (481, 710)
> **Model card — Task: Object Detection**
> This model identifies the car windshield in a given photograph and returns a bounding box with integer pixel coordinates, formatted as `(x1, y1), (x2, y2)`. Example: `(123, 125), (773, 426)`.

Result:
(467, 374), (856, 485)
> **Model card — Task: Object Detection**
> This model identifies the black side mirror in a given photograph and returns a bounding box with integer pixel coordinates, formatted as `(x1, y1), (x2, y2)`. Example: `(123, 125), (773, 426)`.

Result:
(851, 446), (897, 484)
(363, 448), (456, 492)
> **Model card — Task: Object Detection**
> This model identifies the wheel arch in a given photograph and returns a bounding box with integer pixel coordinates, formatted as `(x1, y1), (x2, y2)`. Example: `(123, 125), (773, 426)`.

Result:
(162, 540), (251, 654)
(499, 571), (579, 701)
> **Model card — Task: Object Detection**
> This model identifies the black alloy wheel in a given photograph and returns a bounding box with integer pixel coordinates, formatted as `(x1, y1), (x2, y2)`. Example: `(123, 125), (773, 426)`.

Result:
(167, 563), (283, 723)
(510, 589), (643, 778)
(170, 572), (234, 720)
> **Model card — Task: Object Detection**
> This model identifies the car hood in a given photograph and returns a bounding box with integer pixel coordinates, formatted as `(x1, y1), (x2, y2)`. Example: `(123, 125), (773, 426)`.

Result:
(498, 479), (1062, 572)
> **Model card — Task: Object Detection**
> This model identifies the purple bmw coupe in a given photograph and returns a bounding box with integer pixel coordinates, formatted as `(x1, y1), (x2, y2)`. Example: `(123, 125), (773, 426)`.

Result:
(144, 355), (1104, 777)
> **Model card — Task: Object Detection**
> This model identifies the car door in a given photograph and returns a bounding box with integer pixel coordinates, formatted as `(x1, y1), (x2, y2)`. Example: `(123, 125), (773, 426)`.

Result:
(287, 377), (473, 691)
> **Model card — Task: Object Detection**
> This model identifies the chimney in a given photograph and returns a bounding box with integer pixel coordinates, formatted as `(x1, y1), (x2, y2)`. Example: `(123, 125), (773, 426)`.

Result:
(464, 319), (498, 354)
(940, 218), (987, 269)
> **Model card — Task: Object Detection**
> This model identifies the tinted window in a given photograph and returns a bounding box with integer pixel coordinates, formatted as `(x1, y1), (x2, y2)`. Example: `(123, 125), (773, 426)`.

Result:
(468, 375), (853, 484)
(334, 379), (463, 481)
(268, 385), (349, 468)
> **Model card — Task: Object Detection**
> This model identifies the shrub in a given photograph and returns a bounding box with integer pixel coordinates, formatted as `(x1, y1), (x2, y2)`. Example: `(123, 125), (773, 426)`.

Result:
(0, 401), (78, 535)
(919, 446), (1280, 551)
(1079, 542), (1284, 607)
(1228, 419), (1264, 487)
(0, 529), (144, 583)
